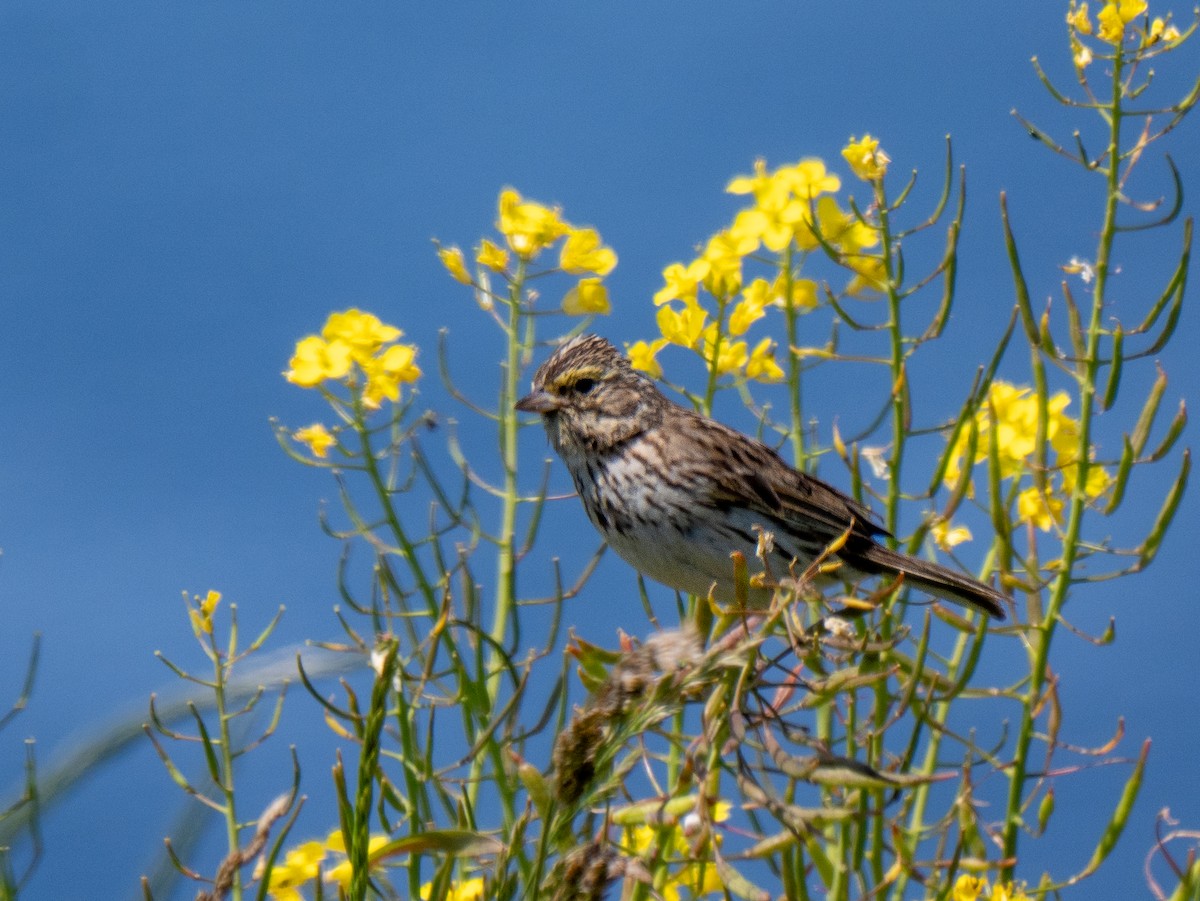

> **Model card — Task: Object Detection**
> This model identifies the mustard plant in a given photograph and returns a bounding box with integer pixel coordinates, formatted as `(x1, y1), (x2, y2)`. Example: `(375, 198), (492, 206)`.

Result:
(145, 592), (296, 901)
(246, 3), (1195, 899)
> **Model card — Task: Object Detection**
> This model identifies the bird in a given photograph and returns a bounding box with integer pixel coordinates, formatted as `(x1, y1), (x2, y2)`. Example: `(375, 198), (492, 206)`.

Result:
(515, 334), (1006, 620)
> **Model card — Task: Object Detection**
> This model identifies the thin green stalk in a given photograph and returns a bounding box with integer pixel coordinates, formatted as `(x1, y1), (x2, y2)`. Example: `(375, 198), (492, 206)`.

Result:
(1000, 45), (1125, 876)
(870, 173), (908, 892)
(468, 258), (530, 825)
(874, 182), (905, 542)
(211, 645), (241, 901)
(491, 258), (528, 698)
(356, 410), (440, 615)
(348, 640), (396, 901)
(702, 294), (731, 416)
(781, 247), (807, 469)
(890, 624), (978, 900)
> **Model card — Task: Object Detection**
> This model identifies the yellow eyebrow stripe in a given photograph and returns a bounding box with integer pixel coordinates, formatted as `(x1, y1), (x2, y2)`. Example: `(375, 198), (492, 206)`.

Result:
(550, 365), (605, 389)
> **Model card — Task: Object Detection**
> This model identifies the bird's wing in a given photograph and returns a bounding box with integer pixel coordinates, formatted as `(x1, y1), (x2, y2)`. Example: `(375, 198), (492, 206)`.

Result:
(695, 416), (889, 541)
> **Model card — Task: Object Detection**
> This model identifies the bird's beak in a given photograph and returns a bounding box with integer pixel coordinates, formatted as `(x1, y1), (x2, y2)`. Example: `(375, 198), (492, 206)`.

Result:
(515, 389), (561, 414)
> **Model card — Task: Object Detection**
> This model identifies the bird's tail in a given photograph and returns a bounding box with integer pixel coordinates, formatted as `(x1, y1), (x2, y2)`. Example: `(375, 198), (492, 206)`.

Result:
(853, 543), (1007, 619)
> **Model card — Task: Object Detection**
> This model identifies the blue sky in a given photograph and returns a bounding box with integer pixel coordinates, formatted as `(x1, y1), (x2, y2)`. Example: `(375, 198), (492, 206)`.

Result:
(1, 2), (1197, 897)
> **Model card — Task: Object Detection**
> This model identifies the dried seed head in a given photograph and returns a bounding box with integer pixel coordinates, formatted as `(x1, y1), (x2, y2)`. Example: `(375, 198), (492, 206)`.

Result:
(553, 708), (603, 805)
(551, 838), (623, 901)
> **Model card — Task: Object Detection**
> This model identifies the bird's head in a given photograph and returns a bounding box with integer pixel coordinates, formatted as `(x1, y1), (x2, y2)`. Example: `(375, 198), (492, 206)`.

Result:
(515, 334), (664, 454)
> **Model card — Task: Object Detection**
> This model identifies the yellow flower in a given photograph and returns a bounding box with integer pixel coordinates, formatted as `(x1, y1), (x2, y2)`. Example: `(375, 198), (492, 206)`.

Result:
(991, 882), (1032, 901)
(1097, 0), (1147, 43)
(285, 335), (354, 387)
(1060, 458), (1113, 500)
(1146, 15), (1181, 43)
(741, 278), (772, 310)
(265, 840), (326, 900)
(669, 860), (724, 900)
(726, 157), (773, 198)
(293, 423), (336, 458)
(746, 337), (784, 382)
(758, 207), (804, 252)
(727, 208), (767, 248)
(842, 134), (891, 181)
(952, 874), (988, 901)
(775, 159), (841, 200)
(324, 832), (390, 888)
(1045, 392), (1079, 455)
(728, 293), (767, 336)
(728, 207), (770, 245)
(794, 196), (868, 252)
(562, 277), (611, 315)
(944, 382), (1085, 489)
(654, 259), (711, 305)
(360, 343), (422, 408)
(437, 245), (471, 284)
(700, 326), (748, 376)
(497, 188), (569, 258)
(729, 157), (843, 252)
(625, 801), (731, 901)
(657, 301), (708, 349)
(420, 876), (485, 901)
(476, 238), (509, 272)
(323, 309), (403, 361)
(559, 227), (618, 276)
(931, 519), (972, 551)
(770, 275), (819, 311)
(628, 338), (668, 378)
(1073, 37), (1095, 68)
(839, 217), (883, 256)
(702, 230), (756, 297)
(1096, 4), (1125, 40)
(845, 254), (889, 295)
(1017, 486), (1064, 531)
(988, 383), (1039, 462)
(286, 310), (420, 406)
(1067, 1), (1093, 33)
(188, 590), (222, 636)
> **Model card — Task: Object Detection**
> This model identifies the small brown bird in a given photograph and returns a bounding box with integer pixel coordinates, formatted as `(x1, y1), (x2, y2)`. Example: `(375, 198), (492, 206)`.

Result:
(516, 335), (1005, 619)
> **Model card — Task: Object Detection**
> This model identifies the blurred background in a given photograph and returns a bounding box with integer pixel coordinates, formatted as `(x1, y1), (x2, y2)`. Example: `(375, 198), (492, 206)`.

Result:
(0, 2), (1196, 897)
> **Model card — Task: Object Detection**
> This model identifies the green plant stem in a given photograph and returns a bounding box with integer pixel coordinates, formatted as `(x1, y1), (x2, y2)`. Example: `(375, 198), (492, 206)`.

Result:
(871, 174), (906, 893)
(891, 626), (974, 900)
(467, 259), (530, 824)
(1000, 47), (1125, 876)
(875, 182), (905, 542)
(702, 293), (731, 416)
(356, 410), (440, 615)
(491, 259), (527, 699)
(781, 247), (807, 469)
(211, 644), (241, 901)
(349, 640), (396, 901)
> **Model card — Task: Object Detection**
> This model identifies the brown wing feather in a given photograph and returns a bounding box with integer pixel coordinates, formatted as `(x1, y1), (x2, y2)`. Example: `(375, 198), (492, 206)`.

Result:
(692, 414), (887, 541)
(688, 412), (1006, 619)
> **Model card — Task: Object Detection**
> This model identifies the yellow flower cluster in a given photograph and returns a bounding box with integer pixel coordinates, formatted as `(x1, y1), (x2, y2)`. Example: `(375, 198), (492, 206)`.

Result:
(437, 188), (618, 316)
(1067, 0), (1180, 66)
(292, 423), (336, 458)
(841, 134), (891, 181)
(931, 519), (973, 552)
(624, 802), (731, 901)
(951, 874), (1031, 901)
(187, 589), (221, 636)
(635, 146), (887, 382)
(945, 382), (1112, 532)
(262, 830), (389, 901)
(285, 309), (421, 410)
(419, 876), (484, 901)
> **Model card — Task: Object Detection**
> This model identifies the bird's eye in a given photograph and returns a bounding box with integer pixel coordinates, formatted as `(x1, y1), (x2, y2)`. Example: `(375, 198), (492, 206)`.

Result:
(573, 377), (597, 395)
